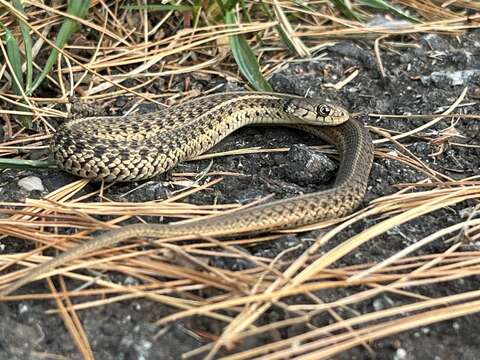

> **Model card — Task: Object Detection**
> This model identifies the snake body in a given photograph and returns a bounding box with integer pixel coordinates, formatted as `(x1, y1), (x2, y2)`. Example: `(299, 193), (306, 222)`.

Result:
(1, 92), (373, 296)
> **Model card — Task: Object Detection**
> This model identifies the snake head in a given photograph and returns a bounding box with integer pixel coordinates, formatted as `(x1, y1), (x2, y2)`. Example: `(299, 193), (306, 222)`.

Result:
(284, 98), (349, 125)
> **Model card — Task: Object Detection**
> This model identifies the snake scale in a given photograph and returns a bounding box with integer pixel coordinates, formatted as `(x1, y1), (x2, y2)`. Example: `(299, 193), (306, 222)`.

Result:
(1, 92), (373, 296)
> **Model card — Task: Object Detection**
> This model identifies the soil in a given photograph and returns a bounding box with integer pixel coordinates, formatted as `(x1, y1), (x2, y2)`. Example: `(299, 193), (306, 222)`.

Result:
(1, 29), (480, 360)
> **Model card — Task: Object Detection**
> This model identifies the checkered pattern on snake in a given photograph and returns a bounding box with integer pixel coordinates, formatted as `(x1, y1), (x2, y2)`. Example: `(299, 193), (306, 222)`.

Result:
(1, 92), (373, 296)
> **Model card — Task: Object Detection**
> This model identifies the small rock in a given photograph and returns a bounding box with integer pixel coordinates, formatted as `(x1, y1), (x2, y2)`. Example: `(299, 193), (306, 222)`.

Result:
(394, 348), (408, 360)
(18, 176), (45, 192)
(285, 144), (337, 186)
(420, 69), (480, 87)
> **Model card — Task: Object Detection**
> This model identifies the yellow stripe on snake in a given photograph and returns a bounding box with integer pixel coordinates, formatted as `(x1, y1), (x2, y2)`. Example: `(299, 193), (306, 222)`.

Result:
(1, 92), (374, 296)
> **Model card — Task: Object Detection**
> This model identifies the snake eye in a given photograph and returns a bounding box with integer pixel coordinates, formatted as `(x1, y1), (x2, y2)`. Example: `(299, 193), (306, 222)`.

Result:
(316, 104), (331, 117)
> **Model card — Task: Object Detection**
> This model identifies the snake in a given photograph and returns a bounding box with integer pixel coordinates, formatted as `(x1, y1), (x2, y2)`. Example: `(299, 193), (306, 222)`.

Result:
(1, 92), (373, 296)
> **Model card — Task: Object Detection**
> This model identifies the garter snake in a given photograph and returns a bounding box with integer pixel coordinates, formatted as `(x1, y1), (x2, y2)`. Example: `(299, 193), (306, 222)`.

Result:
(1, 92), (373, 296)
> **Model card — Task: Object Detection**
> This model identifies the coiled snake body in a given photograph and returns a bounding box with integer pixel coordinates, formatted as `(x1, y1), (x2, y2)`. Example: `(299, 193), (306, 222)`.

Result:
(1, 92), (373, 296)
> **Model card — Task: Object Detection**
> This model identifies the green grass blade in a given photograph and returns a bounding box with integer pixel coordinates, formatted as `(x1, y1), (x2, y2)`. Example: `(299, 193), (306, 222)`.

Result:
(291, 0), (316, 12)
(214, 0), (243, 14)
(192, 0), (203, 21)
(214, 0), (226, 13)
(0, 22), (31, 128)
(0, 158), (57, 170)
(277, 26), (297, 52)
(224, 11), (272, 92)
(224, 0), (241, 11)
(30, 0), (90, 94)
(330, 0), (363, 21)
(360, 0), (420, 23)
(12, 0), (32, 92)
(1, 23), (24, 94)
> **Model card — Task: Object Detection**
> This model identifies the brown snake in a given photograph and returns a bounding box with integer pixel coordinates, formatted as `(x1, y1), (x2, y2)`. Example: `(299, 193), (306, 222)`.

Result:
(1, 92), (373, 296)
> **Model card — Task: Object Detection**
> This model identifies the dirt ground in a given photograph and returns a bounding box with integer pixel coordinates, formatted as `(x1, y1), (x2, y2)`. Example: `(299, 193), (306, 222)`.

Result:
(1, 29), (479, 360)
